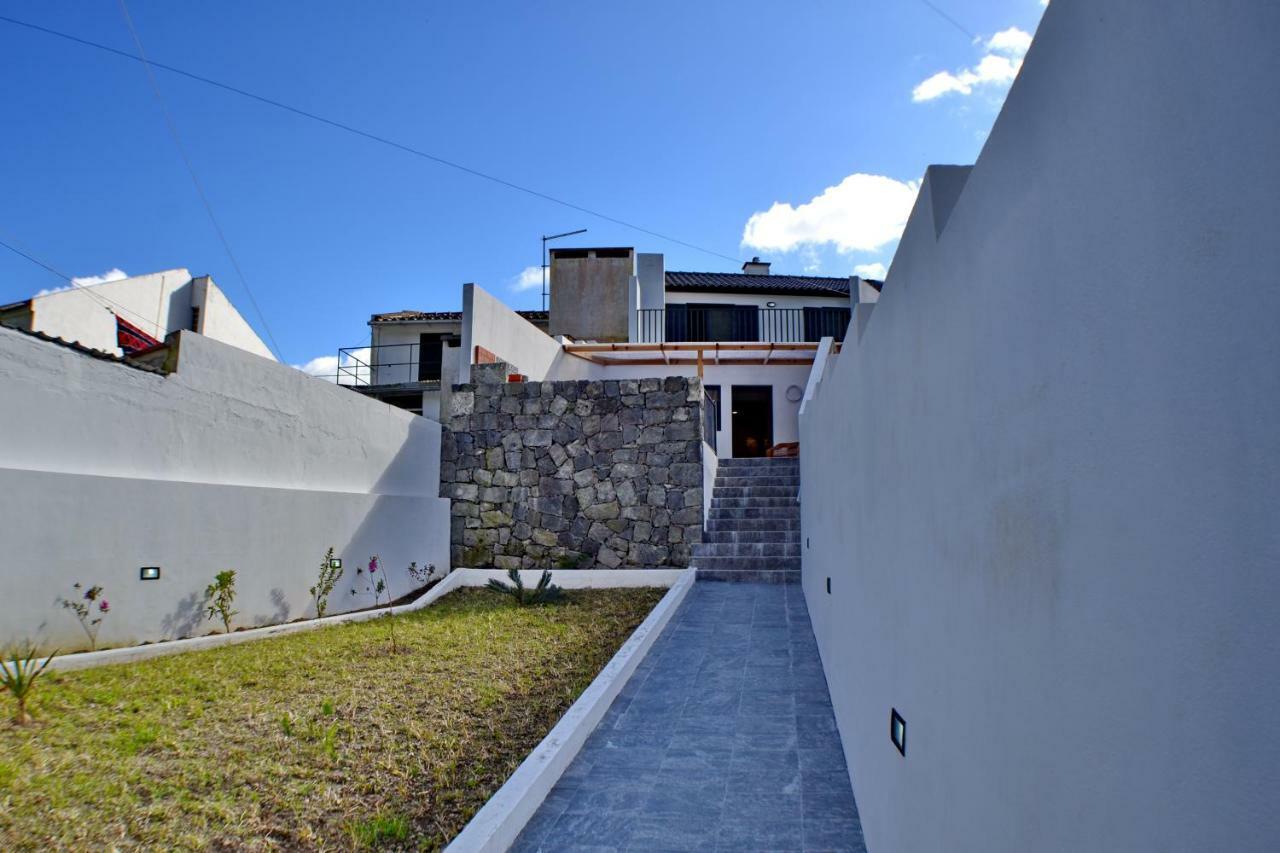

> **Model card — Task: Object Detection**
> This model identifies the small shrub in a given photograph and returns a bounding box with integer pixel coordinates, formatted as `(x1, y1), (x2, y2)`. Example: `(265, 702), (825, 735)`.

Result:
(486, 568), (562, 606)
(352, 556), (398, 652)
(204, 570), (238, 634)
(1, 641), (57, 725)
(60, 582), (110, 650)
(405, 561), (438, 588)
(310, 547), (344, 620)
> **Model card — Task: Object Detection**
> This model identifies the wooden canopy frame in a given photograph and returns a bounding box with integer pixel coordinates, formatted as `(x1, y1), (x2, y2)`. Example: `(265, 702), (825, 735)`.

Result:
(562, 341), (841, 377)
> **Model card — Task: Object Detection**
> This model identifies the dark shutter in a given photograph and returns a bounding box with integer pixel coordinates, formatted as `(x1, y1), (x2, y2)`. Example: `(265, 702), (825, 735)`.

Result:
(665, 304), (690, 342)
(803, 307), (852, 342)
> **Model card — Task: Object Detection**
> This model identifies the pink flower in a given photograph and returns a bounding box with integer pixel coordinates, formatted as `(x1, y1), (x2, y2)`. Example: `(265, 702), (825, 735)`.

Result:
(368, 556), (379, 573)
(99, 600), (110, 613)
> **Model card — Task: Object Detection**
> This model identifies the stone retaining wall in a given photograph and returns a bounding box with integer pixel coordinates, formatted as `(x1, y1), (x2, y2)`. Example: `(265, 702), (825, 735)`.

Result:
(440, 363), (705, 569)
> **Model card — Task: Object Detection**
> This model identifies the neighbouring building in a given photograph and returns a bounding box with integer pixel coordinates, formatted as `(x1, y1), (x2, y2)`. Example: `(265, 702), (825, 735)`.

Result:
(338, 309), (548, 416)
(341, 250), (877, 456)
(0, 268), (275, 361)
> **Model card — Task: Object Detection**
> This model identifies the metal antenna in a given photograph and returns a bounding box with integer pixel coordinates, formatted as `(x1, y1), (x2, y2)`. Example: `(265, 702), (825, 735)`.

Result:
(542, 229), (588, 311)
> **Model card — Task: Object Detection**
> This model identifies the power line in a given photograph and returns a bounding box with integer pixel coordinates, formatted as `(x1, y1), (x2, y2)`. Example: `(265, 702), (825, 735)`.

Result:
(115, 0), (285, 363)
(916, 0), (977, 41)
(0, 234), (169, 335)
(0, 13), (744, 266)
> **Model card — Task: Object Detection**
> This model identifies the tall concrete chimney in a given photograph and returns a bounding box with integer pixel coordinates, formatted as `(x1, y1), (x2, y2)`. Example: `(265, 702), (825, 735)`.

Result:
(548, 247), (635, 341)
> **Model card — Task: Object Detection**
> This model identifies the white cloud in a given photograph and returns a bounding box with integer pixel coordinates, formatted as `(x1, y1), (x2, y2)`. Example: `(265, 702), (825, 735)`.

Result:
(294, 347), (370, 384)
(986, 27), (1033, 57)
(741, 173), (920, 255)
(912, 26), (1031, 102)
(853, 262), (887, 279)
(511, 265), (544, 292)
(36, 267), (128, 297)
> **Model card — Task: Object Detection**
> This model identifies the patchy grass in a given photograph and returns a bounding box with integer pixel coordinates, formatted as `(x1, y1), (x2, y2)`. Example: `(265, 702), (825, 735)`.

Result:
(0, 587), (664, 850)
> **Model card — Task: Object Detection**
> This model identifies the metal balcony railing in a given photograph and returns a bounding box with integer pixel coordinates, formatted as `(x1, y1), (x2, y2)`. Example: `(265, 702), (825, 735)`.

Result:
(635, 306), (850, 344)
(336, 343), (441, 387)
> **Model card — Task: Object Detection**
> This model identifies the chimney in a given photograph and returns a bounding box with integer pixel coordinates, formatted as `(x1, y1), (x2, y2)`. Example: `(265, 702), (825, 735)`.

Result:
(742, 256), (770, 276)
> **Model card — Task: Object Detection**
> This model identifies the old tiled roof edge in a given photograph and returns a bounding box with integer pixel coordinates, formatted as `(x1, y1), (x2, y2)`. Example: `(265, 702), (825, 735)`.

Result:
(665, 271), (854, 295)
(370, 310), (551, 323)
(0, 322), (170, 375)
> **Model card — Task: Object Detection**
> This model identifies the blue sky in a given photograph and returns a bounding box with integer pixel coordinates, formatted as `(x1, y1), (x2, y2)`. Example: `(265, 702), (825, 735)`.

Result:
(0, 0), (1047, 371)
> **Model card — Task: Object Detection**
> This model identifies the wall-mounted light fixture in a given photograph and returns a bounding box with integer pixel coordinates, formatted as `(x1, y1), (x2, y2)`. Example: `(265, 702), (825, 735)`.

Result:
(765, 301), (777, 308)
(329, 557), (343, 570)
(139, 566), (161, 581)
(890, 708), (906, 756)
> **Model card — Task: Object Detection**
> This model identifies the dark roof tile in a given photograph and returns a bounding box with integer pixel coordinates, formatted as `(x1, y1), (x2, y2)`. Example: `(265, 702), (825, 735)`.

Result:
(665, 271), (855, 296)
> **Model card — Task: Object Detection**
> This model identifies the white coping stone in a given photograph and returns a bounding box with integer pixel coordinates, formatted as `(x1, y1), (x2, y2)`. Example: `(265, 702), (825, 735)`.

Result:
(43, 568), (687, 673)
(444, 568), (697, 853)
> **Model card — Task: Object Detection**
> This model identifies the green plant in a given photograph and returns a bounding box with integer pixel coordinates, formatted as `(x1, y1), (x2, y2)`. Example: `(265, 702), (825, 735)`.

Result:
(405, 561), (438, 588)
(310, 547), (344, 619)
(486, 568), (562, 606)
(60, 582), (110, 650)
(1, 641), (57, 725)
(352, 556), (398, 652)
(204, 570), (239, 634)
(351, 812), (410, 847)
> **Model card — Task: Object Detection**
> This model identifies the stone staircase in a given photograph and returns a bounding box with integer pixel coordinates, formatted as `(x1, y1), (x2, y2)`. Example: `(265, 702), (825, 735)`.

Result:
(693, 457), (801, 583)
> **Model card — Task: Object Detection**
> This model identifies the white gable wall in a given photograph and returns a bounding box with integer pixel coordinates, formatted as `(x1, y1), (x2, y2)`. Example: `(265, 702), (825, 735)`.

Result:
(799, 2), (1280, 851)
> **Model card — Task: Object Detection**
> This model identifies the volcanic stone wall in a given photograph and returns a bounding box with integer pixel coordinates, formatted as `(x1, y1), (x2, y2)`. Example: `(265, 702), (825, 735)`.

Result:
(440, 363), (705, 569)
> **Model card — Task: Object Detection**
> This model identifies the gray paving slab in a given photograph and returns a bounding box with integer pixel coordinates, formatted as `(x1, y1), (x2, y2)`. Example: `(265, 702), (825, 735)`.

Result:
(511, 581), (866, 853)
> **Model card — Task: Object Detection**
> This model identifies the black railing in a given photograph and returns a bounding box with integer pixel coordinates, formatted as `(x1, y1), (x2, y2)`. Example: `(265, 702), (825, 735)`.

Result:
(702, 395), (718, 452)
(635, 306), (850, 344)
(336, 343), (440, 386)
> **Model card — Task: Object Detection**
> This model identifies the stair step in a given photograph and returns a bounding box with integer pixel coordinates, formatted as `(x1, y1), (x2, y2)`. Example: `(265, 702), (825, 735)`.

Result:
(697, 568), (800, 584)
(708, 506), (800, 519)
(691, 555), (802, 572)
(711, 497), (798, 509)
(716, 458), (793, 466)
(705, 517), (801, 532)
(711, 486), (798, 499)
(713, 474), (801, 486)
(703, 529), (800, 544)
(693, 542), (801, 558)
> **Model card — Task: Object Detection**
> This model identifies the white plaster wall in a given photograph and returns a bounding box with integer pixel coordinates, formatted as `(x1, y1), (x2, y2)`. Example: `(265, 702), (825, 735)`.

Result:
(192, 277), (276, 360)
(799, 3), (1280, 852)
(0, 326), (450, 649)
(460, 283), (592, 382)
(28, 269), (274, 361)
(30, 269), (191, 354)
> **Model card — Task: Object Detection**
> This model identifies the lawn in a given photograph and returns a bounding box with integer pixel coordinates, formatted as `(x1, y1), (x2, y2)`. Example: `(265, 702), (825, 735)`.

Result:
(0, 586), (665, 850)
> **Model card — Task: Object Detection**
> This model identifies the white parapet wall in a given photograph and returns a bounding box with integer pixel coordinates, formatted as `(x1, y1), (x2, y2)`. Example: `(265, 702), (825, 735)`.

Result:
(0, 326), (450, 650)
(798, 3), (1280, 852)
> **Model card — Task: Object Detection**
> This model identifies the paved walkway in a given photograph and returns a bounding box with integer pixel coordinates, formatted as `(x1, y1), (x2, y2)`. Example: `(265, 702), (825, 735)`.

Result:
(512, 581), (866, 852)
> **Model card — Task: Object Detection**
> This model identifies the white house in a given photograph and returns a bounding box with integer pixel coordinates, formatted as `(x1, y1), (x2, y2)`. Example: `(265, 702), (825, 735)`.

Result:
(0, 269), (275, 361)
(344, 249), (877, 456)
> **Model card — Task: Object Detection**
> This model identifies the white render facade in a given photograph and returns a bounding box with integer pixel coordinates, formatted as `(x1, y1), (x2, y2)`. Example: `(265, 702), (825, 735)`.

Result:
(348, 252), (873, 458)
(0, 268), (275, 361)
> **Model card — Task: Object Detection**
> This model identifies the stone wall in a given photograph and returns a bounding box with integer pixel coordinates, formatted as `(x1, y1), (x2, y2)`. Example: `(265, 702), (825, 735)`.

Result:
(440, 363), (705, 569)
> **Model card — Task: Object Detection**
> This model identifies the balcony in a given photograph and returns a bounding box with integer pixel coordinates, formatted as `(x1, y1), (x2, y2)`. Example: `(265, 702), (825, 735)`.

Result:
(336, 342), (441, 388)
(635, 305), (850, 344)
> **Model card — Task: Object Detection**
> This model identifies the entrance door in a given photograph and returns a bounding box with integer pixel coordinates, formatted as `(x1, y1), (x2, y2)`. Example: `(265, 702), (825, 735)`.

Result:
(418, 333), (447, 381)
(731, 385), (773, 458)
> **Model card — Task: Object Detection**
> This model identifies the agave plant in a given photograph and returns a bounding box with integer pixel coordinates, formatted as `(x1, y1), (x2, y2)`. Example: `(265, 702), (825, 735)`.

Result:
(1, 641), (58, 725)
(486, 568), (562, 606)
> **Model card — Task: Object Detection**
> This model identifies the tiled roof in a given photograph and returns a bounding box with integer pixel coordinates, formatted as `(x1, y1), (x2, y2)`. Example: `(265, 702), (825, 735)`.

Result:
(665, 271), (856, 296)
(0, 322), (170, 375)
(370, 310), (550, 323)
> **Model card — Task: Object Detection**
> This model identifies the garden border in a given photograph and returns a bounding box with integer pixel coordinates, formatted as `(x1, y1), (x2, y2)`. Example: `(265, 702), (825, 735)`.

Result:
(444, 567), (697, 853)
(42, 568), (689, 673)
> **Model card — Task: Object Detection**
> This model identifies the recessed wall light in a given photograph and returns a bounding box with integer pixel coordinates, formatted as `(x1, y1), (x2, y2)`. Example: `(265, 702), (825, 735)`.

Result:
(330, 558), (342, 569)
(890, 708), (906, 756)
(139, 566), (161, 581)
